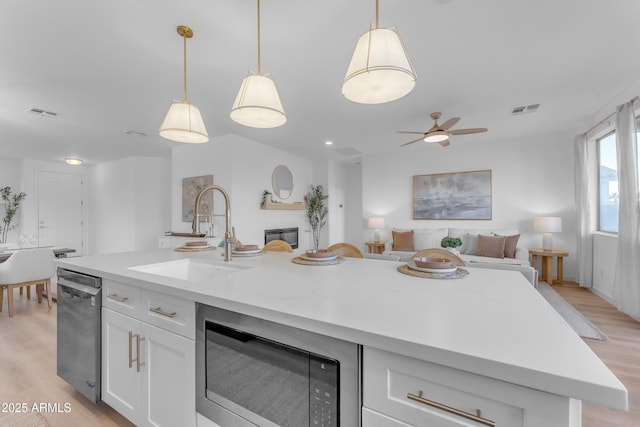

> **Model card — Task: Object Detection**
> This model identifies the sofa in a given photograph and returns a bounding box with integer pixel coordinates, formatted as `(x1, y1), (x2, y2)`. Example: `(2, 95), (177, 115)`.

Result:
(383, 227), (530, 266)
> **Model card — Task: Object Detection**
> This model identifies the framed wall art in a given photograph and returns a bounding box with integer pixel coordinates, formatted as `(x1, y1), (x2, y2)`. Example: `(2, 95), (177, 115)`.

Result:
(182, 175), (213, 222)
(413, 170), (492, 220)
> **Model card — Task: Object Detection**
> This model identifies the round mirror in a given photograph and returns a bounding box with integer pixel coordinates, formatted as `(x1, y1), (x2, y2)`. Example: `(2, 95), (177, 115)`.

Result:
(272, 165), (293, 199)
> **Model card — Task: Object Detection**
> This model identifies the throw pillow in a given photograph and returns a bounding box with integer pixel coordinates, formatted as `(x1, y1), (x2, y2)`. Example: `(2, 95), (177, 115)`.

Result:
(463, 232), (480, 255)
(392, 230), (414, 251)
(476, 235), (506, 259)
(495, 233), (520, 258)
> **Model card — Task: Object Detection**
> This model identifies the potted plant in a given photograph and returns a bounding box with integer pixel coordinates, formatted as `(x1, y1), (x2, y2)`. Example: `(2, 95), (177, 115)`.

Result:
(260, 190), (273, 207)
(1, 186), (27, 245)
(440, 236), (462, 255)
(303, 185), (328, 250)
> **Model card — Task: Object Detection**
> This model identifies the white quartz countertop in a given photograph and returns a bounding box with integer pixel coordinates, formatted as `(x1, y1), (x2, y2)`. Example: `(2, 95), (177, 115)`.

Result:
(54, 248), (628, 410)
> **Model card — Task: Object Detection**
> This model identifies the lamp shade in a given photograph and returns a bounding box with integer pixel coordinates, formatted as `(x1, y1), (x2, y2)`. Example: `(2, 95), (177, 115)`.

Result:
(159, 101), (209, 143)
(230, 73), (286, 128)
(368, 217), (385, 229)
(534, 217), (562, 233)
(342, 27), (416, 104)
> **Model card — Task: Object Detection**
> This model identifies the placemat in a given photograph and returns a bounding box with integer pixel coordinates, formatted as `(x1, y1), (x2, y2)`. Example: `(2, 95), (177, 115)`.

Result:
(397, 264), (469, 279)
(174, 246), (216, 252)
(292, 256), (345, 266)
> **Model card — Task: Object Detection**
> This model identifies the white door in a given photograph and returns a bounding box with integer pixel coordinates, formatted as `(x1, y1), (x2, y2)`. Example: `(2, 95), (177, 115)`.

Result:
(37, 171), (83, 254)
(140, 322), (196, 427)
(102, 308), (141, 425)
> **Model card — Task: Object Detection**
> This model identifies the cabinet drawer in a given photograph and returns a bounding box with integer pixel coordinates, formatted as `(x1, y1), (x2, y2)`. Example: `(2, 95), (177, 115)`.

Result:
(140, 289), (195, 339)
(363, 347), (576, 427)
(103, 280), (140, 317)
(362, 407), (413, 426)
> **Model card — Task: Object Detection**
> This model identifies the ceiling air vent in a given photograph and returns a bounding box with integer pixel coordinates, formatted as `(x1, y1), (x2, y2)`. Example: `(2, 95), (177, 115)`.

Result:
(512, 104), (540, 116)
(29, 107), (58, 118)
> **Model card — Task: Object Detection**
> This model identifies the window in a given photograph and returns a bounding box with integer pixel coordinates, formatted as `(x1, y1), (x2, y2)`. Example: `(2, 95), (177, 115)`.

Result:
(596, 119), (640, 233)
(598, 132), (618, 232)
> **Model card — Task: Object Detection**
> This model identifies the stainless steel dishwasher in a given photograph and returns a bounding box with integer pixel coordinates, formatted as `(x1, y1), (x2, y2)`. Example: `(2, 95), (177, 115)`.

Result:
(56, 268), (102, 402)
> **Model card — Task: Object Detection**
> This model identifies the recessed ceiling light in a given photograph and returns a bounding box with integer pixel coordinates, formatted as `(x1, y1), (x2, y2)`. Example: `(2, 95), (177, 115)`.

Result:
(325, 140), (333, 145)
(65, 158), (82, 165)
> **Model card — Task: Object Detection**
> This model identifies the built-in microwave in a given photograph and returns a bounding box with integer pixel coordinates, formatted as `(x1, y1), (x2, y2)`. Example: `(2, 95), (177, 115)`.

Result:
(196, 304), (361, 427)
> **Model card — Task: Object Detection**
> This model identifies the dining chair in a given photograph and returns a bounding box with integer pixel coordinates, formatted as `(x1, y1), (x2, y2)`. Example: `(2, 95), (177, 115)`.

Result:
(0, 248), (56, 317)
(262, 239), (293, 253)
(327, 243), (364, 258)
(409, 248), (465, 266)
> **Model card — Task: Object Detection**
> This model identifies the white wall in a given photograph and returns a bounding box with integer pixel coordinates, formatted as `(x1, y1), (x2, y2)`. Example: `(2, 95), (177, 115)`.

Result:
(172, 134), (313, 249)
(89, 157), (170, 255)
(361, 130), (577, 279)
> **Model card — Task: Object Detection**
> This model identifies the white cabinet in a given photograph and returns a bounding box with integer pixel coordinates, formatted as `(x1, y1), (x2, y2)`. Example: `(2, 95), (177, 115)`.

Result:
(363, 347), (581, 427)
(101, 280), (196, 427)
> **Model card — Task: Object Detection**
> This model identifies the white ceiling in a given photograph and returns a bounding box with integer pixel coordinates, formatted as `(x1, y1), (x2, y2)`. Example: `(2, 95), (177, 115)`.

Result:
(2, 0), (639, 165)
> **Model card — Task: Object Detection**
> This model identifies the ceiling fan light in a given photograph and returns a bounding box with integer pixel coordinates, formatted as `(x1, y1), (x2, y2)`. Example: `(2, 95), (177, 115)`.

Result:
(159, 101), (209, 143)
(230, 73), (287, 128)
(424, 131), (448, 143)
(342, 27), (416, 104)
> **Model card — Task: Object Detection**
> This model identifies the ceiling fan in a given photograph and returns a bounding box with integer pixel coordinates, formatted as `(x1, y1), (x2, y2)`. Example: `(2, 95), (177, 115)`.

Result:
(398, 112), (488, 147)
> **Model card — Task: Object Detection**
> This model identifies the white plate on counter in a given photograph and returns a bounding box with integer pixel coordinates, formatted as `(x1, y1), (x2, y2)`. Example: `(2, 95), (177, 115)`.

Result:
(407, 260), (457, 274)
(300, 254), (338, 262)
(232, 248), (262, 255)
(181, 243), (213, 249)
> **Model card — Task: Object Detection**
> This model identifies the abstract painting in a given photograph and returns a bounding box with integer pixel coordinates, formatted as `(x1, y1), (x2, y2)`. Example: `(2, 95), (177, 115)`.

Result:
(413, 170), (492, 220)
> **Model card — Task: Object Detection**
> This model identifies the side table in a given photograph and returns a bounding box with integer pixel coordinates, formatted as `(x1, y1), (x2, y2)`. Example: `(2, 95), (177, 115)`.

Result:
(365, 241), (385, 254)
(529, 248), (569, 285)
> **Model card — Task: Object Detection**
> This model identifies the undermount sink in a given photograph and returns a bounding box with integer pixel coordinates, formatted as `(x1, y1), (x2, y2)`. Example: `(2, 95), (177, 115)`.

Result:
(128, 259), (250, 282)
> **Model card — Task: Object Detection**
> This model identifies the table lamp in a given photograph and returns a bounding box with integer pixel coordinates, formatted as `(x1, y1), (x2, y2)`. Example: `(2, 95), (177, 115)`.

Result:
(368, 217), (385, 242)
(534, 216), (562, 251)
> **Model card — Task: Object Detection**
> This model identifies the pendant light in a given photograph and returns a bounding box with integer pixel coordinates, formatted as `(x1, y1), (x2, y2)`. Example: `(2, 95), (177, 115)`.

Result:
(159, 25), (209, 143)
(342, 0), (417, 104)
(230, 0), (286, 128)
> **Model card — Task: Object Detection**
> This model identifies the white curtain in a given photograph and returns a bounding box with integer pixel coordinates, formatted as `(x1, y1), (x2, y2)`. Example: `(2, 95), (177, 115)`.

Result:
(612, 101), (640, 319)
(574, 134), (595, 287)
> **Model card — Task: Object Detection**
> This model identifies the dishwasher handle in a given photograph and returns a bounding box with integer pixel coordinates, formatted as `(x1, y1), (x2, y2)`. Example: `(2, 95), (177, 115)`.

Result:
(58, 277), (101, 296)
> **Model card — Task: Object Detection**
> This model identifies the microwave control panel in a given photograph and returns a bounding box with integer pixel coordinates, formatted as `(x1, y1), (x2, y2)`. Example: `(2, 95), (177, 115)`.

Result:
(310, 355), (339, 427)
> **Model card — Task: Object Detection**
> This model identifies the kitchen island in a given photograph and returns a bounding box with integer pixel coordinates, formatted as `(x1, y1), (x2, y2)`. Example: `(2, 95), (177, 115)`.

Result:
(54, 248), (627, 426)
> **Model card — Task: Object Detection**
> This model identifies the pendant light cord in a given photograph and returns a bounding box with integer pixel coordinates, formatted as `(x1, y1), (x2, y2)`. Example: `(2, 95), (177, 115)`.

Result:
(375, 0), (379, 29)
(257, 0), (261, 74)
(183, 29), (188, 102)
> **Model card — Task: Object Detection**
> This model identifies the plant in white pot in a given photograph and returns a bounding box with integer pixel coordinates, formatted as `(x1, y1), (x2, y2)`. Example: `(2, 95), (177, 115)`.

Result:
(440, 236), (462, 256)
(1, 186), (26, 246)
(303, 185), (328, 251)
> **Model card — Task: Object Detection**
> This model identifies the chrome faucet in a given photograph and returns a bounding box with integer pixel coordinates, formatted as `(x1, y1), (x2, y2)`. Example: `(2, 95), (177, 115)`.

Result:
(192, 184), (234, 262)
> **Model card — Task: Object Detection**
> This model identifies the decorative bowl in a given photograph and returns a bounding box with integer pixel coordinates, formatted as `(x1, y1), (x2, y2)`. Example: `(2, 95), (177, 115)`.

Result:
(305, 249), (335, 259)
(414, 257), (453, 269)
(234, 244), (259, 252)
(184, 241), (208, 247)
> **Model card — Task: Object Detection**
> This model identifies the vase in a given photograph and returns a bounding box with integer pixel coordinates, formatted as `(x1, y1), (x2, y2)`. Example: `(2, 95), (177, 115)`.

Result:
(445, 247), (460, 256)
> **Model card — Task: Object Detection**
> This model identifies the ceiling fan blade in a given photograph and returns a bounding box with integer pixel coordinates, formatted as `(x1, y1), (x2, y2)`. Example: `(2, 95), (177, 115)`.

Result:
(439, 117), (460, 130)
(436, 138), (451, 147)
(396, 131), (426, 135)
(449, 127), (488, 135)
(400, 137), (425, 147)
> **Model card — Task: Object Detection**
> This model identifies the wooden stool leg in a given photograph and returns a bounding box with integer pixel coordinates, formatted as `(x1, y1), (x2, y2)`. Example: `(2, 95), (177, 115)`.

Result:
(36, 284), (43, 303)
(45, 279), (52, 308)
(26, 285), (31, 299)
(8, 285), (15, 317)
(19, 287), (23, 296)
(0, 286), (4, 312)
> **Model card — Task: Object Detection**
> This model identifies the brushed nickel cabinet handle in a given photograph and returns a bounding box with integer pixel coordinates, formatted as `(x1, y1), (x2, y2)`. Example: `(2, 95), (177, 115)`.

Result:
(128, 331), (134, 369)
(107, 293), (128, 302)
(136, 335), (145, 373)
(149, 307), (177, 318)
(407, 391), (495, 427)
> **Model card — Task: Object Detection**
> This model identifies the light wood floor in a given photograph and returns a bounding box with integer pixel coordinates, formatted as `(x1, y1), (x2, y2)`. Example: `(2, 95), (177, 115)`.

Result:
(554, 282), (640, 427)
(0, 283), (638, 426)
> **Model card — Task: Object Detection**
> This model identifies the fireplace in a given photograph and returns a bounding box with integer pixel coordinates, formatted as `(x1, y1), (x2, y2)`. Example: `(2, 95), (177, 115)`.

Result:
(264, 227), (298, 249)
